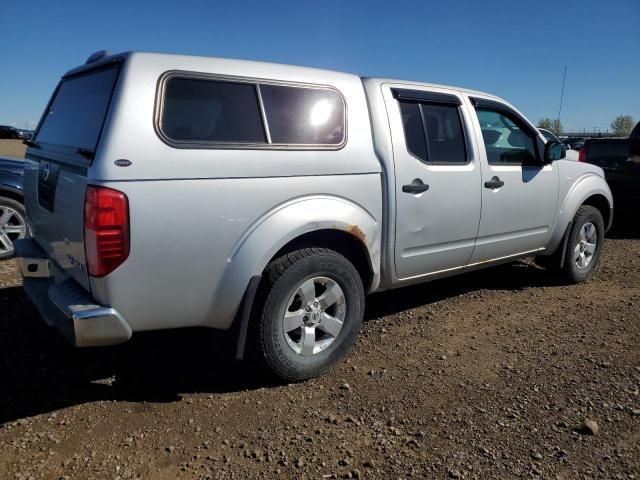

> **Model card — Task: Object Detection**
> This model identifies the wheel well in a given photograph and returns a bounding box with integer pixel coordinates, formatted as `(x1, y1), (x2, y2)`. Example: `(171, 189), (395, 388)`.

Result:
(271, 229), (373, 290)
(582, 194), (611, 229)
(0, 189), (24, 204)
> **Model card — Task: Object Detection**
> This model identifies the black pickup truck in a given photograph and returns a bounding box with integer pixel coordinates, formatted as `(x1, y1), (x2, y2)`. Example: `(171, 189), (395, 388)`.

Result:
(582, 122), (640, 201)
(582, 122), (640, 234)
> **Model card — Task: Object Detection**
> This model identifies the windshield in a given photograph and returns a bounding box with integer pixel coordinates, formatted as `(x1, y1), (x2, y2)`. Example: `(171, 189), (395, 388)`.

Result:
(35, 63), (120, 152)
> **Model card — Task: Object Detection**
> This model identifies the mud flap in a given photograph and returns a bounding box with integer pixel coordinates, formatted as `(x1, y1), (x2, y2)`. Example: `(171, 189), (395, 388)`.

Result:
(211, 275), (262, 361)
(558, 221), (573, 269)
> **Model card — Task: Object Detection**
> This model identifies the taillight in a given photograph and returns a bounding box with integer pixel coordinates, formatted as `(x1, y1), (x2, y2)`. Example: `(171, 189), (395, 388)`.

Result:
(578, 147), (586, 162)
(84, 186), (129, 277)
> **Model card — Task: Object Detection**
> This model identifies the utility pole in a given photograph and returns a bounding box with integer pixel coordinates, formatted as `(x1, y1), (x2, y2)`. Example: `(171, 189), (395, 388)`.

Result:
(557, 66), (567, 126)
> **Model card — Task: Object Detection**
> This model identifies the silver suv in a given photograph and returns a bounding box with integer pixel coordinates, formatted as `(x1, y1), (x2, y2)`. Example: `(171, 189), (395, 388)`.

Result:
(16, 51), (613, 381)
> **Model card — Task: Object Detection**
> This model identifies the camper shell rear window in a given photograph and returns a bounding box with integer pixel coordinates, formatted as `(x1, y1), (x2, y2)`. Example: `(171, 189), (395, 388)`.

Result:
(34, 63), (121, 157)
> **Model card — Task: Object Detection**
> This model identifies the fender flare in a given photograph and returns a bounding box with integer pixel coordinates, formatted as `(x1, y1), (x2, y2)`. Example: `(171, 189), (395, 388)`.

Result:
(211, 195), (380, 329)
(545, 173), (613, 255)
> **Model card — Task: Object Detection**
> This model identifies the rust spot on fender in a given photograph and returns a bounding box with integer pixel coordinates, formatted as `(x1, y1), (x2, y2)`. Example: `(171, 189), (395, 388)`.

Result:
(346, 225), (366, 242)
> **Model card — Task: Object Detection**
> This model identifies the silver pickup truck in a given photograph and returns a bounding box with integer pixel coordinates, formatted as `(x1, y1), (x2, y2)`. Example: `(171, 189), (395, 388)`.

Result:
(16, 51), (613, 381)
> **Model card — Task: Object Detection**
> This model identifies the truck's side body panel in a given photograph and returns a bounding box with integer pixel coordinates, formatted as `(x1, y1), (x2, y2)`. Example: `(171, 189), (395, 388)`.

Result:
(89, 175), (382, 331)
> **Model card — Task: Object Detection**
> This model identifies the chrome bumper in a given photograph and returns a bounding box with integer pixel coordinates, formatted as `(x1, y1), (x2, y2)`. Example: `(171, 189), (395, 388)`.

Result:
(14, 239), (132, 347)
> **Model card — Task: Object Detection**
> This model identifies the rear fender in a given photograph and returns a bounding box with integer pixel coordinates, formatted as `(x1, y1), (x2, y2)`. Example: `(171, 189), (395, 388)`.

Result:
(212, 195), (380, 329)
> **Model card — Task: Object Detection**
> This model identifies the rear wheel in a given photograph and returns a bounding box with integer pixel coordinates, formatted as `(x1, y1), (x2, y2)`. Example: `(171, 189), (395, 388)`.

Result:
(254, 248), (365, 382)
(560, 205), (604, 283)
(0, 197), (27, 260)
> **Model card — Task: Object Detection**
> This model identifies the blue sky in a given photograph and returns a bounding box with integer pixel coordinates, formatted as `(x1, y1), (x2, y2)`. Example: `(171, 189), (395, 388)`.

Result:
(1, 0), (638, 133)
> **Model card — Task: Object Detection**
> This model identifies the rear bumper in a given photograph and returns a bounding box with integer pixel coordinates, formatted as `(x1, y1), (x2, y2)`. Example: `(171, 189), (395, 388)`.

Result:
(14, 239), (132, 347)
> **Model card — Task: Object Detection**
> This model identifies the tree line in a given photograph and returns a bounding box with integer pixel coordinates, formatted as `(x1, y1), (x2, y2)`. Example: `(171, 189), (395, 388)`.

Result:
(537, 115), (636, 137)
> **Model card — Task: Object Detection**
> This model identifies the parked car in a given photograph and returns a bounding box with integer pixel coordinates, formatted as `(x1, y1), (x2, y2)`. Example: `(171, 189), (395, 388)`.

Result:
(16, 51), (613, 381)
(16, 129), (34, 140)
(0, 126), (22, 139)
(0, 157), (27, 259)
(538, 128), (579, 161)
(581, 121), (640, 202)
(564, 137), (586, 150)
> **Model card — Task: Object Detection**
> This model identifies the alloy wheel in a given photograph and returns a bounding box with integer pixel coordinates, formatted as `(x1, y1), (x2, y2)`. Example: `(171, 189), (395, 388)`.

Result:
(0, 205), (27, 256)
(282, 276), (346, 356)
(574, 222), (597, 269)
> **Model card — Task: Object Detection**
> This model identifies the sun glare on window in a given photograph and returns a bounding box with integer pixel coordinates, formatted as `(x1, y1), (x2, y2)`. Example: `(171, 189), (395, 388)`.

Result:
(309, 99), (333, 127)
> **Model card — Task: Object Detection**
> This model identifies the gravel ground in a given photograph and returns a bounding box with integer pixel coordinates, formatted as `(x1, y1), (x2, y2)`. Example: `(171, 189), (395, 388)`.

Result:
(0, 235), (638, 479)
(0, 139), (26, 159)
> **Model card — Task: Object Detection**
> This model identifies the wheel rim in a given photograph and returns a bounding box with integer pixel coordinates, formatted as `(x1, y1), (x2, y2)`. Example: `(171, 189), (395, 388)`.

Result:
(0, 205), (27, 256)
(574, 222), (597, 269)
(282, 276), (346, 356)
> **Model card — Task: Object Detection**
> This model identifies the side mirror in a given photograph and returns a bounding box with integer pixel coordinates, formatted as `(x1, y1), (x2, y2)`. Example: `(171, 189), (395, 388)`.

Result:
(544, 140), (566, 163)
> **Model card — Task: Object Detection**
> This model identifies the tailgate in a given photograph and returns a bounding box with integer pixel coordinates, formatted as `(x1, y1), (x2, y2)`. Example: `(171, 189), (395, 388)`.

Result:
(23, 62), (121, 291)
(23, 159), (90, 289)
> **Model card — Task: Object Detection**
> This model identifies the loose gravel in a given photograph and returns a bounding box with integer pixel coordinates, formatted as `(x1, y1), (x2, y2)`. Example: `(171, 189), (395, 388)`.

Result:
(0, 238), (638, 479)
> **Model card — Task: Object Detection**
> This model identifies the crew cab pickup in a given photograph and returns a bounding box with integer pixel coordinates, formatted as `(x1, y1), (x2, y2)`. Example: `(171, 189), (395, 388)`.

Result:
(16, 51), (613, 381)
(581, 121), (640, 203)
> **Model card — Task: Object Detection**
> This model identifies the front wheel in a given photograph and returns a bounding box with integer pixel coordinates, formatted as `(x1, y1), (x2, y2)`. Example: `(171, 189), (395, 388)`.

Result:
(560, 205), (605, 283)
(253, 248), (365, 382)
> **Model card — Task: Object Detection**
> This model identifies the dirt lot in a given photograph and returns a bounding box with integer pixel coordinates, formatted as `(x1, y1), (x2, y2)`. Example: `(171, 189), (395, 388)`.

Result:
(0, 233), (638, 479)
(0, 139), (26, 159)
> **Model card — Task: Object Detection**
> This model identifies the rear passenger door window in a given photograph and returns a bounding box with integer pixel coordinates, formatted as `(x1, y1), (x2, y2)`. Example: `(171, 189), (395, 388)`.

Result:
(475, 109), (537, 165)
(399, 101), (467, 164)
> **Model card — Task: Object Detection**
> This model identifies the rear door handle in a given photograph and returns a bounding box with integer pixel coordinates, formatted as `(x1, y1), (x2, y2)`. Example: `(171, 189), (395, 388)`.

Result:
(484, 176), (505, 189)
(402, 180), (429, 194)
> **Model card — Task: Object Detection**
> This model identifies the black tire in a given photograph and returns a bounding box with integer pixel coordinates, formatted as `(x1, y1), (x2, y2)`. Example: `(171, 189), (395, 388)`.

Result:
(560, 205), (605, 284)
(253, 248), (365, 382)
(0, 196), (27, 260)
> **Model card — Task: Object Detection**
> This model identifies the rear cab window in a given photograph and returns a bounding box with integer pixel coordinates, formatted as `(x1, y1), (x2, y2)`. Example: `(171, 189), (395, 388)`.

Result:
(34, 62), (121, 164)
(157, 73), (346, 149)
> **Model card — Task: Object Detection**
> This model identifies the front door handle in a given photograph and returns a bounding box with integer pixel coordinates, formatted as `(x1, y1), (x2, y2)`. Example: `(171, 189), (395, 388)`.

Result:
(402, 180), (429, 194)
(484, 176), (505, 189)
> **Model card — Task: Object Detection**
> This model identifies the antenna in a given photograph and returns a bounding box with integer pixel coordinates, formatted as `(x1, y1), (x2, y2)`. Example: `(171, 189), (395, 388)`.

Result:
(557, 66), (567, 125)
